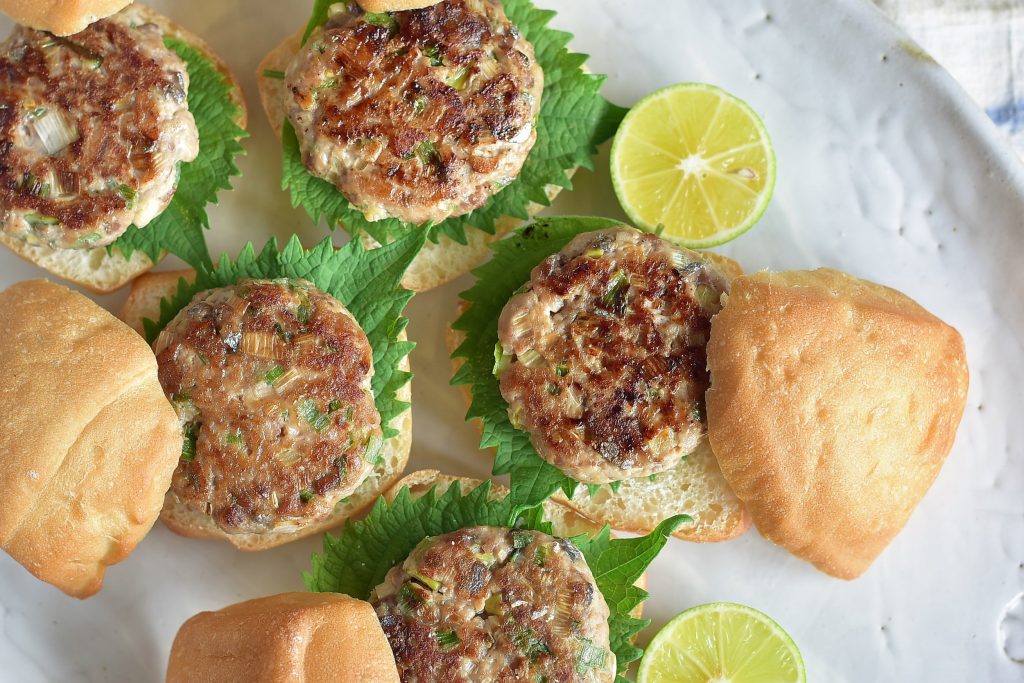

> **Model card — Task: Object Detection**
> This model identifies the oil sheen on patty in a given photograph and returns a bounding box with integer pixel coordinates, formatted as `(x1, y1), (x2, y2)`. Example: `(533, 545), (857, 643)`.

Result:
(0, 6), (199, 249)
(496, 227), (730, 484)
(286, 0), (542, 225)
(372, 526), (615, 682)
(154, 279), (382, 535)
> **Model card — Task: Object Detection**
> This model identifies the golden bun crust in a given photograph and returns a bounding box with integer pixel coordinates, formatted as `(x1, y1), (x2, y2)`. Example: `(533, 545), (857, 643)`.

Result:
(706, 268), (969, 579)
(119, 270), (413, 551)
(0, 0), (131, 35)
(167, 592), (400, 683)
(0, 280), (179, 598)
(256, 32), (563, 293)
(0, 4), (248, 293)
(356, 0), (442, 12)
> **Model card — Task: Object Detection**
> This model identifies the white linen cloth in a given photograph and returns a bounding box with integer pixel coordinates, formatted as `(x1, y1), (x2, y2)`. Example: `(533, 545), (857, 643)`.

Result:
(876, 0), (1024, 156)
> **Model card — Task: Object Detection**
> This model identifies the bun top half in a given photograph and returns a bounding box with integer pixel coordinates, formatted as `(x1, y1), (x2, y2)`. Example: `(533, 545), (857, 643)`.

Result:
(167, 592), (400, 683)
(0, 0), (133, 35)
(706, 268), (968, 579)
(0, 279), (180, 597)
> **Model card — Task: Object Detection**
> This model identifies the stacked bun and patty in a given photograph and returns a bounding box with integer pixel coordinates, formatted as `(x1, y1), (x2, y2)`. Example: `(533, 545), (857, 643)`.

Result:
(0, 0), (246, 292)
(459, 222), (968, 578)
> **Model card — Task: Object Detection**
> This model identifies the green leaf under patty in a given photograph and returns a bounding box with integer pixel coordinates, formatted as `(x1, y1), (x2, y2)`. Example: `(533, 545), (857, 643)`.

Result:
(110, 37), (248, 268)
(143, 230), (424, 440)
(284, 0), (627, 247)
(451, 215), (623, 506)
(305, 479), (684, 681)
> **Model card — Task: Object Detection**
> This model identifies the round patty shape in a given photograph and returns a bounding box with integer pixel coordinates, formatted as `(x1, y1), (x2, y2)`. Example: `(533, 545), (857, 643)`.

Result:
(372, 526), (614, 683)
(0, 6), (199, 249)
(154, 279), (382, 535)
(286, 0), (542, 225)
(496, 227), (730, 484)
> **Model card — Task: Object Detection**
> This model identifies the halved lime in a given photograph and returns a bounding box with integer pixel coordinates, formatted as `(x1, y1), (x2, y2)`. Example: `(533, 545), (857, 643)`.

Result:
(637, 602), (805, 683)
(610, 83), (776, 248)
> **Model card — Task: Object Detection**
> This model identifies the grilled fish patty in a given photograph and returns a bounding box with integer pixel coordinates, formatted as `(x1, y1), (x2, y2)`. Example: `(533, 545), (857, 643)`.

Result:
(372, 526), (614, 683)
(0, 6), (199, 249)
(497, 227), (729, 484)
(286, 0), (542, 225)
(154, 279), (382, 535)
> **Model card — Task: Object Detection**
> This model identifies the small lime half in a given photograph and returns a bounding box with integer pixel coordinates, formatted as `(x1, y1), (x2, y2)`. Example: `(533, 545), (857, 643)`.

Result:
(610, 83), (776, 248)
(637, 602), (805, 683)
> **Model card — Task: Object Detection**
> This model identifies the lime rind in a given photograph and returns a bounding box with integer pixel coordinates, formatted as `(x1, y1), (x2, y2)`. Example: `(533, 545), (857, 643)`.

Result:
(637, 601), (806, 683)
(610, 82), (776, 249)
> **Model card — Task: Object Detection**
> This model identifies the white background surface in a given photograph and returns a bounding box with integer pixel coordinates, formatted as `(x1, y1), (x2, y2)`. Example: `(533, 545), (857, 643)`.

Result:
(1, 1), (1022, 681)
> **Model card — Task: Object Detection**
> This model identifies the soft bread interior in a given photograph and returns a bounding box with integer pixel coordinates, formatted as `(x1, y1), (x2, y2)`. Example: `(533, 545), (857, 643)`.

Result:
(0, 4), (248, 293)
(167, 592), (400, 683)
(119, 268), (413, 551)
(256, 31), (568, 293)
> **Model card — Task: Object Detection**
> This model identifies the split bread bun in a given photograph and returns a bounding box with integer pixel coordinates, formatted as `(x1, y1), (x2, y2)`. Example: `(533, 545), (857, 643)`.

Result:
(706, 268), (969, 579)
(0, 0), (131, 35)
(446, 249), (753, 544)
(0, 4), (248, 293)
(167, 592), (399, 683)
(119, 270), (413, 551)
(256, 32), (567, 293)
(0, 280), (180, 598)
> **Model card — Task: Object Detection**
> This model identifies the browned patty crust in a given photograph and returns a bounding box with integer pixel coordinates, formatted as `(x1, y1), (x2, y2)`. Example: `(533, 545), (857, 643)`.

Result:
(372, 526), (614, 683)
(154, 279), (382, 534)
(497, 227), (730, 484)
(286, 0), (542, 225)
(0, 6), (198, 249)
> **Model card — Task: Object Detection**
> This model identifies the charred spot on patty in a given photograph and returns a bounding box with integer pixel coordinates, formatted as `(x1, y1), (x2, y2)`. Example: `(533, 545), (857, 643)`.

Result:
(285, 0), (543, 225)
(154, 279), (382, 534)
(0, 7), (198, 248)
(371, 526), (615, 682)
(496, 227), (730, 484)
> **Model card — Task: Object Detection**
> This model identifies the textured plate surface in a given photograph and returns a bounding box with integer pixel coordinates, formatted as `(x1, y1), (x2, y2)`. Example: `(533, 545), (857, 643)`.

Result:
(0, 1), (1022, 681)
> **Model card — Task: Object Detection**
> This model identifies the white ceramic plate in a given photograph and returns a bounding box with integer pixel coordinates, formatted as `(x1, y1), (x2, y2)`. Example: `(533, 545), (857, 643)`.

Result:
(1, 1), (1021, 681)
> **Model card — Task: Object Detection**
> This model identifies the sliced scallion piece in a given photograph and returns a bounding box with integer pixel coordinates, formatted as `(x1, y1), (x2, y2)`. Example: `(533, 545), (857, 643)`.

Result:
(435, 629), (461, 651)
(265, 365), (286, 385)
(298, 399), (330, 431)
(262, 69), (286, 80)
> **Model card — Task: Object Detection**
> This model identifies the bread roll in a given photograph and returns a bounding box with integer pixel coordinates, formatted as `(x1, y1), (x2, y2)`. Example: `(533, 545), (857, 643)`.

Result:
(0, 0), (131, 35)
(0, 280), (180, 598)
(706, 268), (969, 579)
(167, 592), (399, 683)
